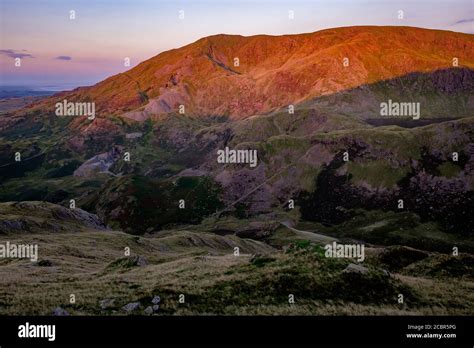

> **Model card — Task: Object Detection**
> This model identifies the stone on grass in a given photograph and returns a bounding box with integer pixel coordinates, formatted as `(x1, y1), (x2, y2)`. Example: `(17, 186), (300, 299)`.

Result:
(52, 307), (69, 316)
(99, 298), (115, 310)
(122, 302), (141, 313)
(343, 263), (369, 274)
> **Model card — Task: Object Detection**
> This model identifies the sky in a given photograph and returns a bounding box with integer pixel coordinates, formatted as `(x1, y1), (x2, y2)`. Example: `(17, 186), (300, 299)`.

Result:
(0, 0), (473, 88)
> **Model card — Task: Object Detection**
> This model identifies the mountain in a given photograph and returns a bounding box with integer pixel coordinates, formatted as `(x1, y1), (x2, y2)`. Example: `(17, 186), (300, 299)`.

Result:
(0, 26), (473, 236)
(0, 26), (473, 316)
(17, 26), (474, 120)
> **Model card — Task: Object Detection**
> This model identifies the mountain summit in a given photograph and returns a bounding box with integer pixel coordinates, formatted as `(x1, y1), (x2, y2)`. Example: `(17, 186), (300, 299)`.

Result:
(35, 26), (474, 120)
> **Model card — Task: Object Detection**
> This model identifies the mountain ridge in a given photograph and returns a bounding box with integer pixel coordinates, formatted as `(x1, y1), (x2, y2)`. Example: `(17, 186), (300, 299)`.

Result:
(15, 25), (474, 120)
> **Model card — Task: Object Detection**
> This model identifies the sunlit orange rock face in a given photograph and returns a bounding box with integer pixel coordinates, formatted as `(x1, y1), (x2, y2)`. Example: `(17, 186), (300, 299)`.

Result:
(41, 26), (474, 119)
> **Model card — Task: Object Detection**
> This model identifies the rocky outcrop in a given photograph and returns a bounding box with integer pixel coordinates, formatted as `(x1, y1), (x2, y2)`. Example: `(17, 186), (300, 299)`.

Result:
(0, 201), (107, 233)
(73, 146), (123, 177)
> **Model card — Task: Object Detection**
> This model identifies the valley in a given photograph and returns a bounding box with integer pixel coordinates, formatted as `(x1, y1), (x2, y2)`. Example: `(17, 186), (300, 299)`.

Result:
(0, 26), (472, 315)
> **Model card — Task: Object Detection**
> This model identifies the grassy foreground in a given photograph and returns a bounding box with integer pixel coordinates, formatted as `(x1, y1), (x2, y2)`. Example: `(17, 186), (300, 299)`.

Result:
(0, 203), (472, 316)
